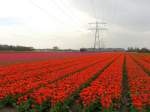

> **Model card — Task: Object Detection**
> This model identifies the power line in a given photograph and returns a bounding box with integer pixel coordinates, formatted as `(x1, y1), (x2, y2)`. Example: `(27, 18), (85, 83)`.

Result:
(89, 21), (107, 51)
(89, 0), (108, 51)
(90, 0), (97, 20)
(29, 0), (92, 32)
(52, 0), (80, 25)
(30, 0), (86, 33)
(28, 0), (66, 26)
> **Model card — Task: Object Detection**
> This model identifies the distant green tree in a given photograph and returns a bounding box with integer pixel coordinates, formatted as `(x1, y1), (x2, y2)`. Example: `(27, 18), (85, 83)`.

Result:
(53, 46), (59, 51)
(127, 47), (150, 53)
(0, 44), (34, 51)
(80, 48), (87, 52)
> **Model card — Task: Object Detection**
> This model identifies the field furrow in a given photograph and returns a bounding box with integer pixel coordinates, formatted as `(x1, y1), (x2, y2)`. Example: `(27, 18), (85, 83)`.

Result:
(0, 52), (150, 112)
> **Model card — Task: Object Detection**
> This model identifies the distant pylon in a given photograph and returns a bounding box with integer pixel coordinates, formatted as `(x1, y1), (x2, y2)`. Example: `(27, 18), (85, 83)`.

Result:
(89, 21), (107, 51)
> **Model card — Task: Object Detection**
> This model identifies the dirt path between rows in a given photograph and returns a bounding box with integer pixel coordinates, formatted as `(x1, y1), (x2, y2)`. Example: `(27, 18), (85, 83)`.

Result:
(0, 107), (17, 112)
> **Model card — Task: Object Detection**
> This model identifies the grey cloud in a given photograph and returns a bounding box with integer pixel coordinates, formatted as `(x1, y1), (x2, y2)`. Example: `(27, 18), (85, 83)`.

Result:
(71, 0), (150, 48)
(72, 0), (150, 32)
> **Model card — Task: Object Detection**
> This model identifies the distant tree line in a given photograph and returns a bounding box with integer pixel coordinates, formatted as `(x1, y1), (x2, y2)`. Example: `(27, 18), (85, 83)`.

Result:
(0, 44), (34, 51)
(127, 47), (150, 53)
(80, 48), (125, 52)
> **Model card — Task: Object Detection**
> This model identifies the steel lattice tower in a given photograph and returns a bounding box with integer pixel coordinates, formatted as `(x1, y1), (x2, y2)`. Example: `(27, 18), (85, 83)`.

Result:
(89, 21), (107, 51)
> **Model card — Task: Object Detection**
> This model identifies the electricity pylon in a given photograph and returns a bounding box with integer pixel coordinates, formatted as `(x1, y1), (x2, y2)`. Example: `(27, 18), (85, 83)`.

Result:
(89, 21), (107, 51)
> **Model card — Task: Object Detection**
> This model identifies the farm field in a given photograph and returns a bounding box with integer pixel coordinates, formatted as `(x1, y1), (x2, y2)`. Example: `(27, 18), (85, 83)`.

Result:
(0, 52), (94, 66)
(0, 52), (150, 112)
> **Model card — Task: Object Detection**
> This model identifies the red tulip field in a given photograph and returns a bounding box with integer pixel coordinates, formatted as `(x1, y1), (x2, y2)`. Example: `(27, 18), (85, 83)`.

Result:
(0, 52), (149, 112)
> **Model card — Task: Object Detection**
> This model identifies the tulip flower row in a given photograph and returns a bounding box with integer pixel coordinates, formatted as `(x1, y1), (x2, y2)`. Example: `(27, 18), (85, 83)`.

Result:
(0, 54), (101, 76)
(0, 52), (94, 65)
(79, 54), (124, 109)
(0, 54), (102, 86)
(130, 54), (150, 74)
(136, 53), (150, 63)
(0, 54), (115, 86)
(0, 53), (117, 104)
(1, 52), (149, 111)
(28, 54), (118, 107)
(126, 55), (150, 110)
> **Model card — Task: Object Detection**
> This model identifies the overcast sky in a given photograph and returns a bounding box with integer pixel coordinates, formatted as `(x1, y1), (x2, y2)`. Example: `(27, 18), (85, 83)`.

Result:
(0, 0), (150, 49)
